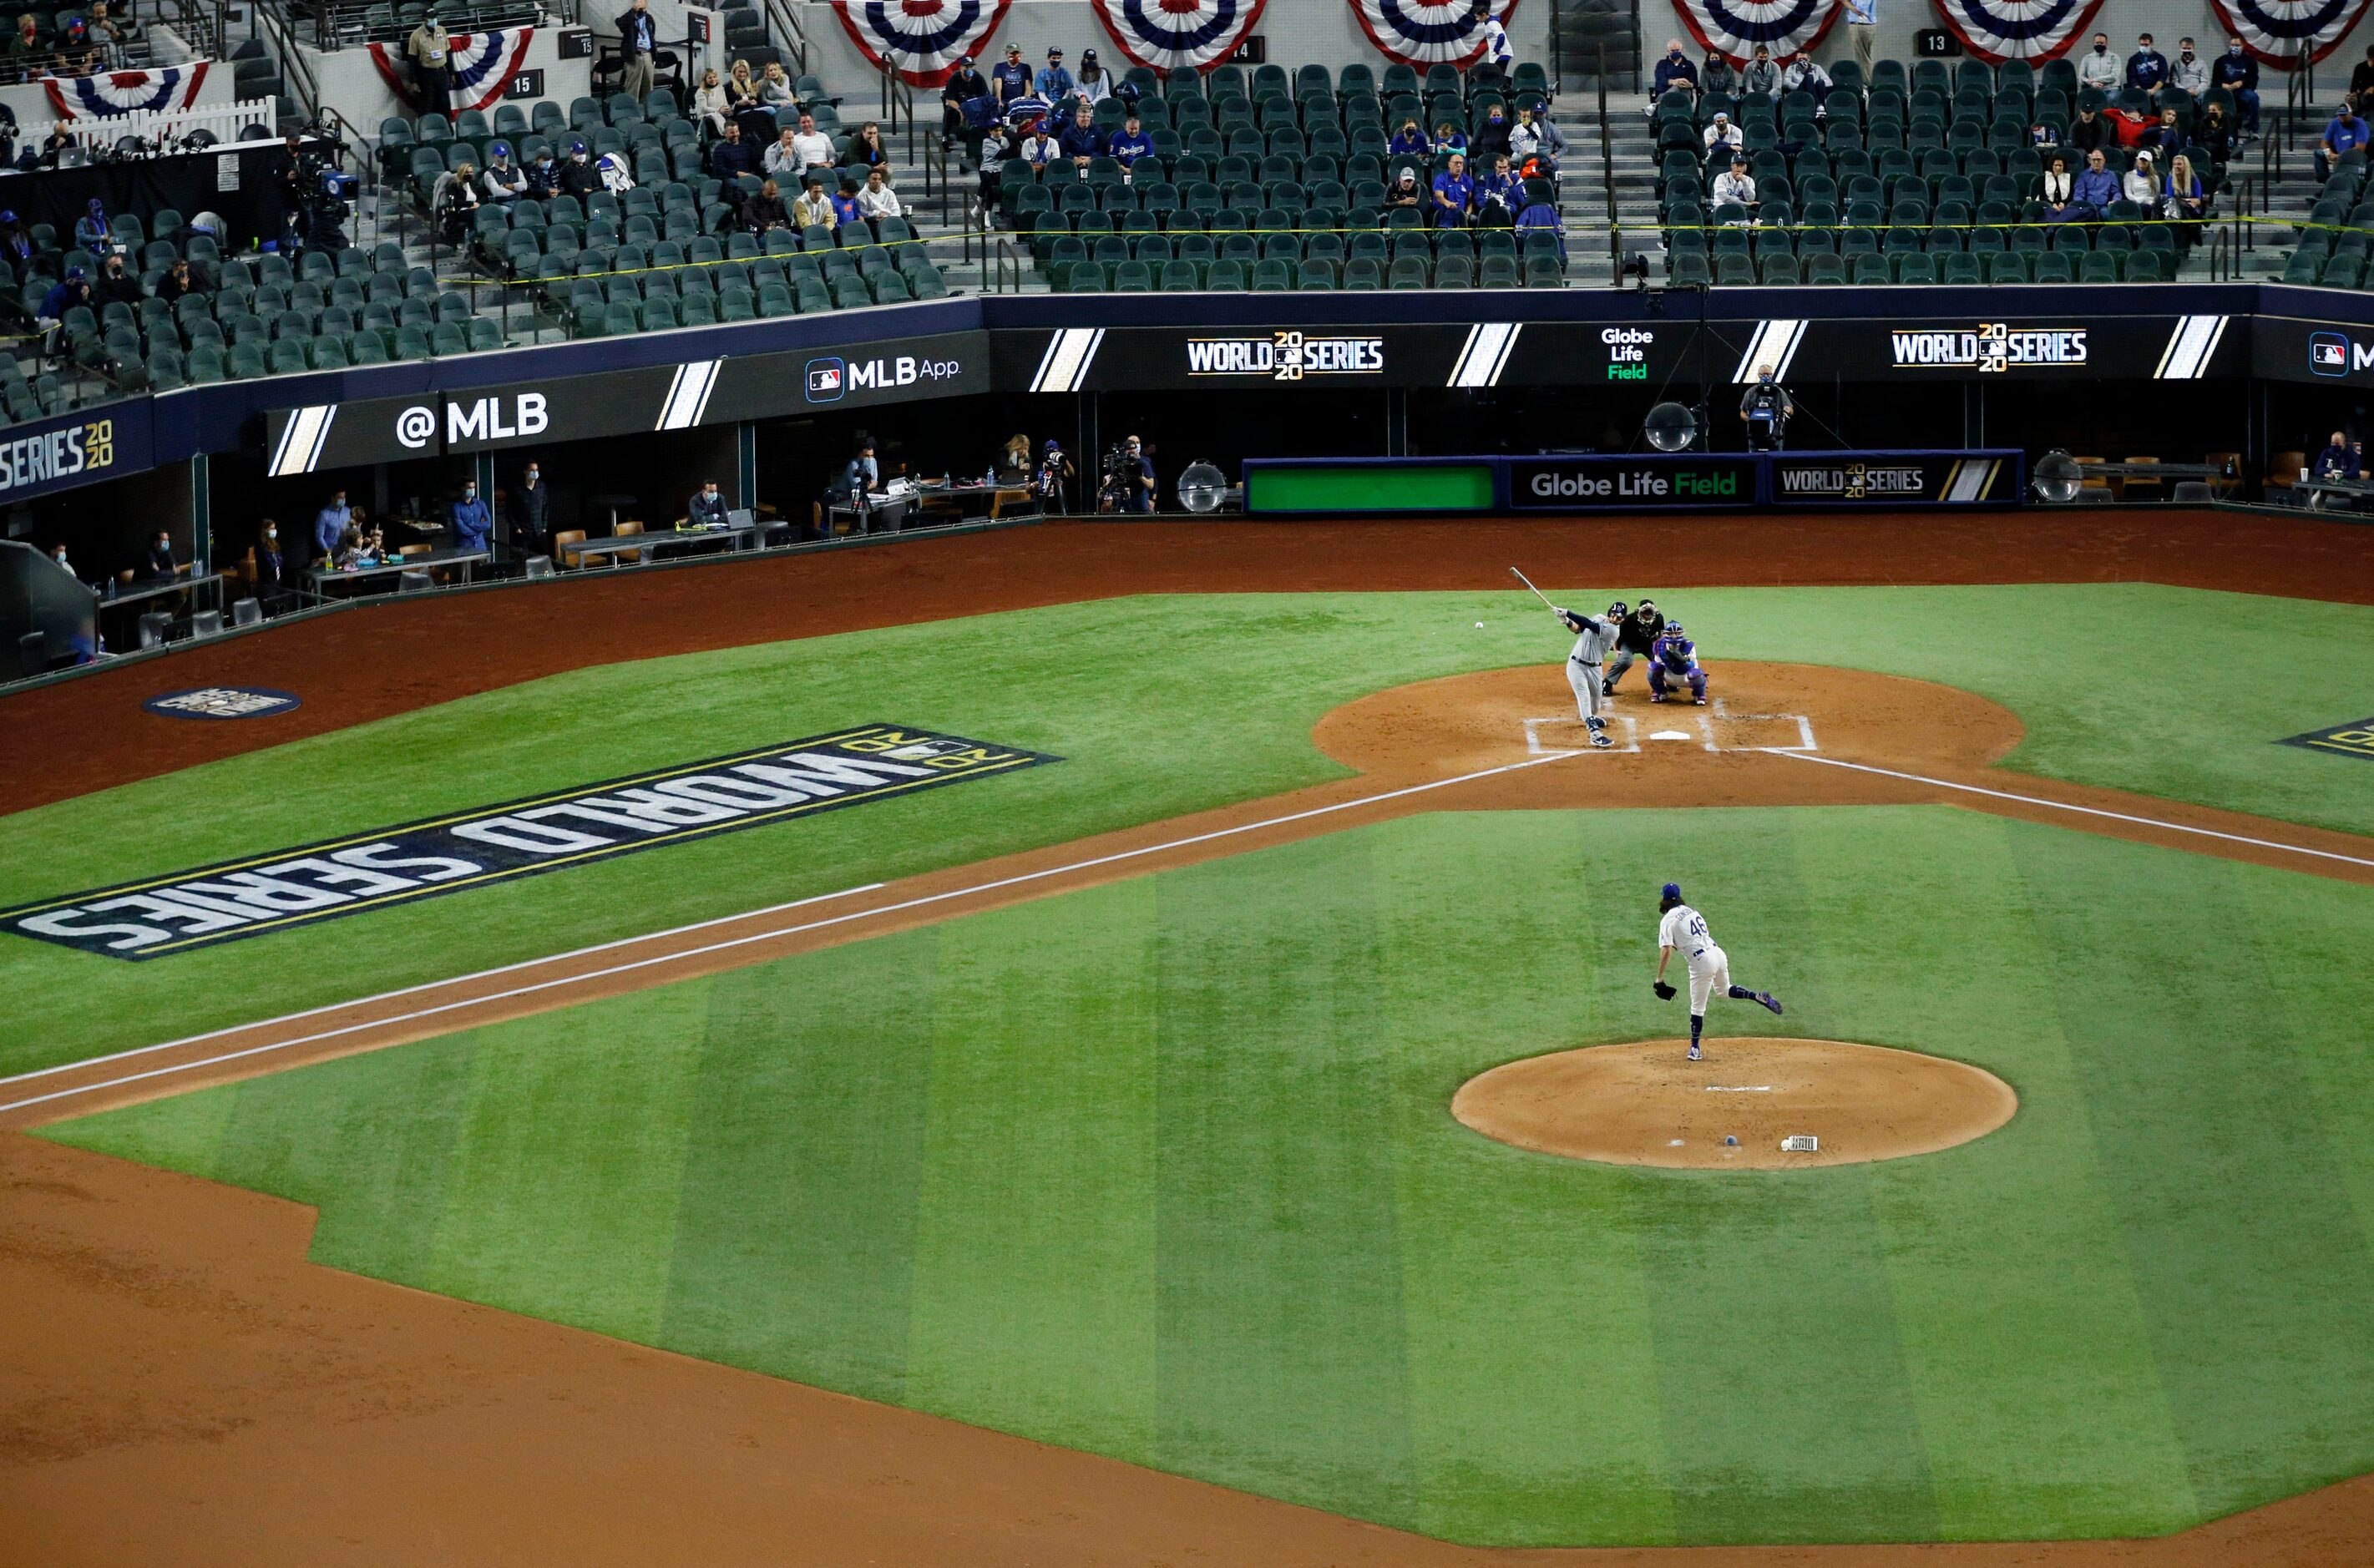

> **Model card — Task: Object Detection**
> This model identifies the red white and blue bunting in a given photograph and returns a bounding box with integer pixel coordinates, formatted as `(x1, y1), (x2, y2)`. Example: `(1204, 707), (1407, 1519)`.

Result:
(43, 63), (210, 119)
(1928, 0), (2103, 62)
(1091, 0), (1268, 73)
(367, 28), (534, 114)
(1671, 0), (1840, 64)
(2207, 0), (2370, 67)
(828, 0), (1013, 88)
(1347, 0), (1520, 68)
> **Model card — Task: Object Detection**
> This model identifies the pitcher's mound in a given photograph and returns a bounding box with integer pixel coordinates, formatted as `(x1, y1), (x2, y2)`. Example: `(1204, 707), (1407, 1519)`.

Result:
(1452, 1038), (2017, 1170)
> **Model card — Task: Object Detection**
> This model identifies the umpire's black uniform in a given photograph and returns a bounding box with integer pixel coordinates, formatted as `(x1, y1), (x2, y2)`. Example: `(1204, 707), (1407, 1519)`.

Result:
(1604, 604), (1666, 692)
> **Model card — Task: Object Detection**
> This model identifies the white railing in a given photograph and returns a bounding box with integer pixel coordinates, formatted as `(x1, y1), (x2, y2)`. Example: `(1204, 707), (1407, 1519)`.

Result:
(22, 97), (278, 152)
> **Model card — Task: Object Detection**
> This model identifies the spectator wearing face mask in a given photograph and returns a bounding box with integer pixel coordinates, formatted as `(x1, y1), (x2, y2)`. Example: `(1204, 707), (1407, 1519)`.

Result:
(509, 462), (551, 552)
(1650, 38), (1697, 113)
(142, 529), (184, 581)
(2077, 33), (2120, 94)
(48, 540), (79, 584)
(2312, 430), (2361, 480)
(688, 478), (728, 528)
(1697, 48), (1735, 97)
(450, 480), (493, 552)
(1510, 104), (1568, 172)
(559, 141), (600, 197)
(2173, 38), (2210, 97)
(94, 251), (139, 309)
(252, 520), (285, 608)
(2122, 150), (2159, 205)
(2125, 33), (2168, 91)
(1703, 111), (1742, 158)
(313, 488), (352, 564)
(1780, 51), (1829, 94)
(1739, 45), (1779, 96)
(526, 147), (562, 199)
(2213, 37), (2260, 134)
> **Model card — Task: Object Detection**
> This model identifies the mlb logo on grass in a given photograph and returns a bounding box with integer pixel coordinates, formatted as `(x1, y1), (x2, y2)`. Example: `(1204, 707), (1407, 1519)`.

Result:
(2311, 331), (2350, 377)
(806, 357), (845, 402)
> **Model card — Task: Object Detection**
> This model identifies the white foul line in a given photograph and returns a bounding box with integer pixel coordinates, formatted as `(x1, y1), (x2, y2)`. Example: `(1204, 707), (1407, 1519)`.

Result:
(1762, 750), (2374, 870)
(0, 751), (1578, 1116)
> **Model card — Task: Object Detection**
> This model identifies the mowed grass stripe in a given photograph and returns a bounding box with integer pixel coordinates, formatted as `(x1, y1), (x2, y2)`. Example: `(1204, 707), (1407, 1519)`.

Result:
(1152, 832), (1419, 1517)
(2013, 827), (2374, 1517)
(1384, 813), (1677, 1547)
(1802, 812), (2199, 1539)
(655, 942), (939, 1404)
(902, 883), (1160, 1459)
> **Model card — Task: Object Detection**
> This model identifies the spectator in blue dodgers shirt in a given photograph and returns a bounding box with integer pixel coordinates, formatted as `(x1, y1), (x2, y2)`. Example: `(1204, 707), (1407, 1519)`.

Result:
(312, 488), (352, 565)
(1433, 118), (1468, 157)
(1389, 116), (1427, 157)
(1431, 151), (1474, 227)
(1710, 153), (1756, 215)
(2214, 36), (2260, 134)
(1650, 38), (1697, 113)
(1004, 82), (1052, 132)
(2321, 100), (2370, 179)
(1474, 151), (1520, 225)
(449, 479), (493, 553)
(991, 42), (1030, 107)
(2125, 33), (2168, 91)
(1020, 119), (1062, 172)
(1514, 190), (1564, 259)
(1035, 46), (1072, 102)
(37, 266), (87, 325)
(1059, 102), (1103, 169)
(1107, 111), (1152, 177)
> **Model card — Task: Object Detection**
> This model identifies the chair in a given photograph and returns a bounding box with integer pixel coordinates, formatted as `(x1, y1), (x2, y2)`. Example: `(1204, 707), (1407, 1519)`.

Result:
(553, 529), (588, 569)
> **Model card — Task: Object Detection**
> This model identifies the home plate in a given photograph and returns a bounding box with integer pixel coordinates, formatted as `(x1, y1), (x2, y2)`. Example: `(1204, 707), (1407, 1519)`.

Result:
(1649, 730), (1693, 741)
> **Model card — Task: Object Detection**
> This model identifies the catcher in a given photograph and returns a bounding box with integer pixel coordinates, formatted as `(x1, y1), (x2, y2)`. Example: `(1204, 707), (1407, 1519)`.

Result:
(1648, 620), (1708, 706)
(1653, 881), (1783, 1060)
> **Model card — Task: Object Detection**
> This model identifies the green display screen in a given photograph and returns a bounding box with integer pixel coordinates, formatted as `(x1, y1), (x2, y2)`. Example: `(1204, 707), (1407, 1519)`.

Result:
(1244, 463), (1496, 514)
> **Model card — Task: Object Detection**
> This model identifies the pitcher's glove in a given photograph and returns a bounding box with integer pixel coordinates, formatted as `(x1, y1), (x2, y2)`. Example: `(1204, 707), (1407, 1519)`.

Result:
(1653, 980), (1678, 1000)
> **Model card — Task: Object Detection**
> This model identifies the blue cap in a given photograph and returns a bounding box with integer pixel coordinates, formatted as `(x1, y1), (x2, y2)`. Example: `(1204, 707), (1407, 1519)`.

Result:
(1662, 882), (1682, 902)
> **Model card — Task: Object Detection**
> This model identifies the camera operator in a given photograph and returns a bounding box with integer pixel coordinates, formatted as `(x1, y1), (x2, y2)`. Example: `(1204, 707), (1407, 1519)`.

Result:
(1105, 434), (1156, 513)
(1036, 438), (1074, 513)
(1739, 364), (1793, 452)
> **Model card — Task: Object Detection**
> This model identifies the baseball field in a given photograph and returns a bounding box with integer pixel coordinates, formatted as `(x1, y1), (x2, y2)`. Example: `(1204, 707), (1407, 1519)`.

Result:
(4, 513), (2373, 1565)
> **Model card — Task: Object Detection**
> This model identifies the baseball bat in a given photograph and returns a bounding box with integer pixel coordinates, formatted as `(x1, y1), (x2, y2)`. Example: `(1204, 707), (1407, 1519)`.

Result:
(1509, 567), (1561, 613)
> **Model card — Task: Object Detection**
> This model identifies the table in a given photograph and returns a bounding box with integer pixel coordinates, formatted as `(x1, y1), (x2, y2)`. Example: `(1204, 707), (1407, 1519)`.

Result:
(567, 523), (766, 565)
(306, 547), (490, 596)
(94, 571), (224, 645)
(2297, 477), (2374, 511)
(912, 482), (1040, 524)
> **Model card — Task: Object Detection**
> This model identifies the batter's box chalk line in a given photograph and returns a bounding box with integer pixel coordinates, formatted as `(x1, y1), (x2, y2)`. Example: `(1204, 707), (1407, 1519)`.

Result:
(1521, 705), (1819, 757)
(1524, 715), (1640, 756)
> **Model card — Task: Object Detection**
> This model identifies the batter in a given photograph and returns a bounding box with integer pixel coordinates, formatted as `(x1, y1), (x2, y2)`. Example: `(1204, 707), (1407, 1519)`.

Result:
(1653, 881), (1784, 1060)
(1553, 599), (1624, 748)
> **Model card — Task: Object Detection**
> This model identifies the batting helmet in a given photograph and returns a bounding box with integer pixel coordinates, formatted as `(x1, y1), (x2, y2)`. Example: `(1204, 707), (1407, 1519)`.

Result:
(1607, 600), (1629, 620)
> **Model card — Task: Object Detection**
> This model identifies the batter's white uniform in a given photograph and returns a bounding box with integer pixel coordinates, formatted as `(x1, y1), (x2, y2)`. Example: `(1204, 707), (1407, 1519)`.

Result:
(1658, 902), (1729, 1013)
(1560, 609), (1617, 721)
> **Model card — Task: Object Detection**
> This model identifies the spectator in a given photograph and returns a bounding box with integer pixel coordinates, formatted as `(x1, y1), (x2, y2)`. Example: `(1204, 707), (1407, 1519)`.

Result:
(2125, 33), (2168, 91)
(760, 61), (795, 109)
(1433, 119), (1467, 156)
(725, 58), (761, 115)
(1511, 104), (1568, 172)
(1076, 47), (1113, 104)
(830, 175), (863, 230)
(8, 13), (38, 63)
(0, 210), (28, 266)
(2148, 107), (2188, 166)
(940, 53), (988, 148)
(688, 478), (728, 528)
(1019, 119), (1061, 169)
(559, 141), (600, 197)
(1740, 44), (1779, 96)
(996, 432), (1031, 482)
(87, 1), (124, 50)
(1513, 191), (1563, 259)
(708, 121), (752, 178)
(1703, 110), (1741, 158)
(1698, 48), (1736, 98)
(1389, 116), (1427, 157)
(154, 256), (196, 303)
(73, 197), (113, 253)
(848, 119), (888, 167)
(94, 251), (139, 309)
(616, 0), (658, 103)
(1385, 165), (1424, 211)
(2068, 148), (2118, 215)
(450, 480), (492, 552)
(1114, 433), (1154, 513)
(48, 539), (78, 582)
(2352, 46), (2374, 116)
(1475, 150), (1519, 224)
(2106, 99), (2153, 149)
(2164, 152), (2206, 245)
(990, 42), (1030, 107)
(482, 144), (526, 203)
(525, 144), (563, 199)
(742, 175), (789, 232)
(691, 68), (730, 135)
(762, 127), (802, 177)
(437, 159), (480, 242)
(1653, 38), (1697, 103)
(312, 489), (351, 563)
(1004, 82), (1052, 130)
(857, 166), (904, 230)
(1107, 110), (1152, 174)
(1431, 151), (1472, 227)
(792, 173), (836, 230)
(2213, 36), (2260, 134)
(252, 520), (285, 608)
(2195, 101), (2236, 164)
(1842, 0), (1876, 73)
(1781, 50), (1829, 94)
(2077, 33), (2119, 94)
(1035, 47), (1071, 101)
(37, 266), (87, 323)
(1711, 153), (1756, 213)
(790, 111), (833, 170)
(509, 463), (550, 553)
(407, 5), (453, 117)
(2312, 430), (2359, 479)
(1472, 102), (1512, 163)
(2320, 100), (2368, 180)
(2067, 103), (2107, 154)
(1475, 0), (1514, 78)
(37, 123), (72, 169)
(2122, 149), (2158, 205)
(974, 119), (1017, 198)
(331, 524), (365, 569)
(2038, 153), (2082, 220)
(1059, 104), (1101, 166)
(142, 529), (182, 581)
(2173, 37), (2210, 97)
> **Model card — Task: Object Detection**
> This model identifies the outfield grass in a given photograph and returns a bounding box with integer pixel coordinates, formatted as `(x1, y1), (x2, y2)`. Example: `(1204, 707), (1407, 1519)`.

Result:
(48, 806), (2374, 1547)
(1, 584), (2367, 1077)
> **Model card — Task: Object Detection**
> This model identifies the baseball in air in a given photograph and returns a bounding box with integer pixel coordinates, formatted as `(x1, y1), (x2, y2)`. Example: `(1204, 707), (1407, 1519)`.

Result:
(1475, 620), (1486, 629)
(1724, 1135), (1739, 1146)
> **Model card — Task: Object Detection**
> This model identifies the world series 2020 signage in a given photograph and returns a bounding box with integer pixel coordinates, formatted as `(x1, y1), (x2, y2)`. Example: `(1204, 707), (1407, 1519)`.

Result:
(1, 724), (1057, 959)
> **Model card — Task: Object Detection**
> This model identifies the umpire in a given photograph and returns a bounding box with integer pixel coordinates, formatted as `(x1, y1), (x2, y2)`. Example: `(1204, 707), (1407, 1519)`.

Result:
(1602, 598), (1665, 694)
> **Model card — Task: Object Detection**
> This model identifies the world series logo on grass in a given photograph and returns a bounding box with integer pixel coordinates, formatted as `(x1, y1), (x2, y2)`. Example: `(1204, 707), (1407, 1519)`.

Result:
(0, 725), (1059, 959)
